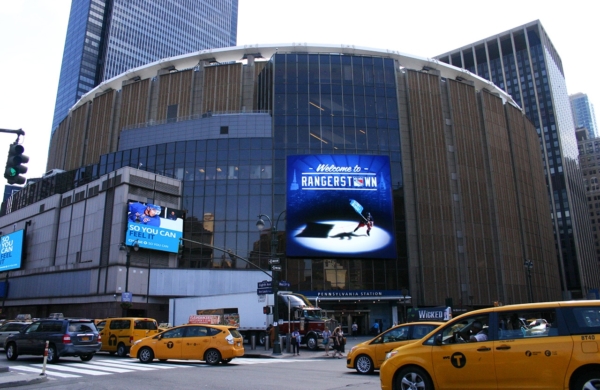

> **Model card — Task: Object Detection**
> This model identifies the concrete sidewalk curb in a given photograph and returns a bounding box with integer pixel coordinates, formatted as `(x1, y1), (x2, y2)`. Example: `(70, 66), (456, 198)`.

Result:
(0, 370), (48, 388)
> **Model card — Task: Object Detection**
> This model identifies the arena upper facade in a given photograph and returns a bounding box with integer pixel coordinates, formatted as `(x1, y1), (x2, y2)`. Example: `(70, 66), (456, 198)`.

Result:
(5, 44), (560, 320)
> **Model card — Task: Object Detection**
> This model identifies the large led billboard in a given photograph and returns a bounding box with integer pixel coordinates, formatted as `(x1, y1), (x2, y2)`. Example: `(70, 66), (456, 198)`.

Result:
(126, 201), (183, 253)
(0, 229), (25, 272)
(286, 155), (396, 259)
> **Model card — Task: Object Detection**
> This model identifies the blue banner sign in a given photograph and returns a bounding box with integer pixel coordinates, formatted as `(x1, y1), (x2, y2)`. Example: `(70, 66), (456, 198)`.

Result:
(0, 230), (24, 272)
(286, 155), (397, 258)
(126, 201), (183, 253)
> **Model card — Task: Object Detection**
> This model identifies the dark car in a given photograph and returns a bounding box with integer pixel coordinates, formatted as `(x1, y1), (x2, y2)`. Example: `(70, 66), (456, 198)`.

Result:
(4, 318), (102, 363)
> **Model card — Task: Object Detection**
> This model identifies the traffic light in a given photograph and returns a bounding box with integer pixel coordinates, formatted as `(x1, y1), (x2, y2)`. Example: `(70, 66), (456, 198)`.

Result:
(4, 143), (28, 185)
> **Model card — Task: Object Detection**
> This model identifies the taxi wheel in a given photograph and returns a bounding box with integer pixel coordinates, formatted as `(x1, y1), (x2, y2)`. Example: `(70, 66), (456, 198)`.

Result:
(138, 347), (154, 363)
(80, 354), (94, 362)
(116, 343), (127, 357)
(355, 355), (374, 374)
(396, 366), (433, 390)
(205, 349), (221, 365)
(5, 343), (18, 361)
(571, 371), (600, 390)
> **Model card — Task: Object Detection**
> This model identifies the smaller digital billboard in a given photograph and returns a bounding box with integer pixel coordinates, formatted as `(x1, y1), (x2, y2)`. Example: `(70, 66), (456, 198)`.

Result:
(0, 230), (25, 272)
(126, 201), (183, 253)
(286, 154), (397, 259)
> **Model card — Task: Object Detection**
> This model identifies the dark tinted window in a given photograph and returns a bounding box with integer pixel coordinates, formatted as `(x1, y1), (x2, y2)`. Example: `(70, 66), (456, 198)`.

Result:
(110, 320), (131, 330)
(134, 320), (158, 330)
(410, 324), (439, 340)
(69, 322), (96, 332)
(497, 309), (558, 339)
(39, 321), (63, 332)
(227, 328), (241, 338)
(185, 326), (208, 337)
(563, 306), (600, 335)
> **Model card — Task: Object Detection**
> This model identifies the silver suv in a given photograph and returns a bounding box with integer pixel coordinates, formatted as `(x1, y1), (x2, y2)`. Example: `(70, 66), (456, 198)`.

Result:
(4, 318), (102, 363)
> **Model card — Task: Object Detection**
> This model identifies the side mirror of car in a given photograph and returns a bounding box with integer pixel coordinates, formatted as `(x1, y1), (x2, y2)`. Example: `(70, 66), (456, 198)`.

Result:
(435, 334), (443, 346)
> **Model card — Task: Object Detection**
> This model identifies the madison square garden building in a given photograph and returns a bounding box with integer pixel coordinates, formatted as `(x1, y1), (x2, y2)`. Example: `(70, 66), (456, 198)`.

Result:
(1, 44), (566, 330)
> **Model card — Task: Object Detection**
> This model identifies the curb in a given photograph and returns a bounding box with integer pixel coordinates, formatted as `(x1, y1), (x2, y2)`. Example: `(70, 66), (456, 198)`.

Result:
(0, 372), (48, 389)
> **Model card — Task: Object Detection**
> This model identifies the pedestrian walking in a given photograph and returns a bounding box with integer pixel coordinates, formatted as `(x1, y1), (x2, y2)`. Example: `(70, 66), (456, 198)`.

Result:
(322, 327), (332, 356)
(351, 322), (358, 337)
(291, 327), (301, 355)
(332, 327), (344, 358)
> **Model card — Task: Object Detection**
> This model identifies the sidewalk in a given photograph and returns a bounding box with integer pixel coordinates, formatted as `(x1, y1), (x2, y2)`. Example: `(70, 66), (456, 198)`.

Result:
(243, 335), (372, 359)
(0, 366), (48, 388)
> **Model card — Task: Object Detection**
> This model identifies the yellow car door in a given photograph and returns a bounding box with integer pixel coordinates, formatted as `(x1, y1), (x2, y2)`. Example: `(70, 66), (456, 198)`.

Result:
(430, 315), (497, 389)
(181, 326), (211, 360)
(494, 309), (572, 389)
(373, 326), (410, 367)
(154, 327), (184, 360)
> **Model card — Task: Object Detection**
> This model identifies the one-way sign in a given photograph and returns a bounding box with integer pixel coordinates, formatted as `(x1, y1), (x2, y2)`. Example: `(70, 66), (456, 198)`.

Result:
(268, 258), (280, 264)
(271, 265), (282, 271)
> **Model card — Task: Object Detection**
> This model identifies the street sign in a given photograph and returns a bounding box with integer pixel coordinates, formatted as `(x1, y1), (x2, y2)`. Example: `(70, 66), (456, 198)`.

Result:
(257, 288), (273, 295)
(279, 280), (291, 287)
(122, 292), (132, 302)
(271, 265), (282, 271)
(268, 258), (280, 265)
(258, 281), (272, 288)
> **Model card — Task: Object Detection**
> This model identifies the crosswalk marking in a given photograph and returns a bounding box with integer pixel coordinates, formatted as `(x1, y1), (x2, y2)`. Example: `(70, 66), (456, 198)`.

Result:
(9, 365), (80, 378)
(93, 360), (162, 371)
(7, 357), (311, 380)
(60, 362), (135, 373)
(30, 363), (111, 376)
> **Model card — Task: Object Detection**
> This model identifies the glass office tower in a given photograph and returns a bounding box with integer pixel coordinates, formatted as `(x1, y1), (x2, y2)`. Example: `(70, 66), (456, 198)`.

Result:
(51, 0), (238, 134)
(570, 93), (598, 139)
(435, 20), (597, 299)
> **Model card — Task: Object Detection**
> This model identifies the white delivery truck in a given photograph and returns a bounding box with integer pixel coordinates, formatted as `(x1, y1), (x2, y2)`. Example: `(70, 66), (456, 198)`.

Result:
(169, 292), (273, 345)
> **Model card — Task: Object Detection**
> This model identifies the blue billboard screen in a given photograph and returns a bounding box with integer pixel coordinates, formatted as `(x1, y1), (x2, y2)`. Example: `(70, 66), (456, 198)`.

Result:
(286, 155), (397, 259)
(126, 201), (183, 253)
(0, 230), (24, 272)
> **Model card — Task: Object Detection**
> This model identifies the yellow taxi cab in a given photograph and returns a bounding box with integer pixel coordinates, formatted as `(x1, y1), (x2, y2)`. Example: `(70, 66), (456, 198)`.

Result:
(96, 317), (160, 357)
(380, 300), (600, 390)
(129, 323), (244, 365)
(346, 321), (443, 374)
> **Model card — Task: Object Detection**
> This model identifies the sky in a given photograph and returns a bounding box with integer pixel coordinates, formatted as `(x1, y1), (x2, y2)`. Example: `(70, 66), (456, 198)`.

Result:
(0, 0), (598, 189)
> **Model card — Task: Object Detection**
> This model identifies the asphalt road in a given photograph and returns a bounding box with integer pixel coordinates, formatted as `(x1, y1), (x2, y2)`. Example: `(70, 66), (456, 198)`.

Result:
(0, 336), (381, 390)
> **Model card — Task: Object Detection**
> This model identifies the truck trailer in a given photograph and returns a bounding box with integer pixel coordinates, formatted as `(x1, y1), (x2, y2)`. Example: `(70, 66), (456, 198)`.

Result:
(169, 291), (336, 350)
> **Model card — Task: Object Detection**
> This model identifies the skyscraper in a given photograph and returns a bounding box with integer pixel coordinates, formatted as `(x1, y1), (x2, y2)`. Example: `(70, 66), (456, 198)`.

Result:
(51, 0), (238, 134)
(570, 92), (598, 139)
(435, 20), (599, 299)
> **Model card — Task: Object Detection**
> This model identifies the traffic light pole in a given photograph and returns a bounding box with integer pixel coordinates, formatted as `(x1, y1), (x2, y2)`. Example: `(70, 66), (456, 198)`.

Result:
(0, 128), (25, 137)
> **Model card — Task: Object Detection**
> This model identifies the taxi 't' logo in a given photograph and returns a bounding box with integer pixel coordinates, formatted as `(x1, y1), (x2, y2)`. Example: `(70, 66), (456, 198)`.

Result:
(450, 352), (466, 368)
(167, 341), (174, 349)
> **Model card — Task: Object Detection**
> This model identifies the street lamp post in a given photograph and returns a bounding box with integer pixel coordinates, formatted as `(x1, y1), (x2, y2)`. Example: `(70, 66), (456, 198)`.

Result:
(524, 259), (534, 303)
(256, 211), (286, 356)
(401, 288), (409, 323)
(119, 240), (139, 315)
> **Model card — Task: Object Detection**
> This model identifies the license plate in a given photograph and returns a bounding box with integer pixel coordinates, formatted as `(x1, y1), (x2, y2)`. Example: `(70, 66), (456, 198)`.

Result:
(81, 336), (90, 341)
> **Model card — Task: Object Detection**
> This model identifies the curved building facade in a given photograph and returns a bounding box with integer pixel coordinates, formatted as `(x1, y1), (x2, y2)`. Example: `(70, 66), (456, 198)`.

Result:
(4, 44), (561, 329)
